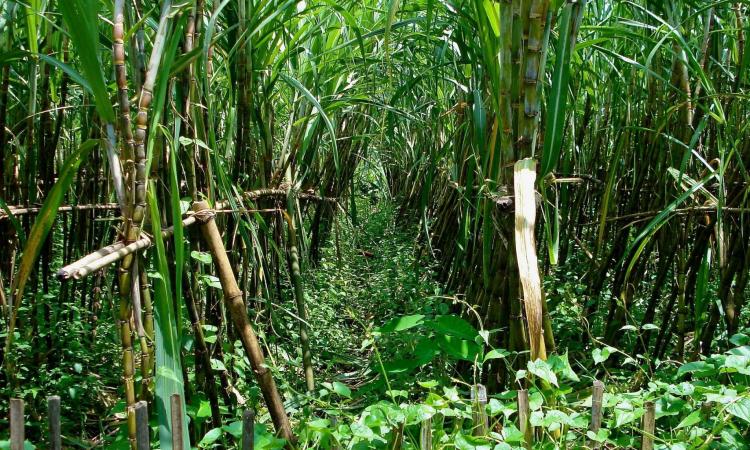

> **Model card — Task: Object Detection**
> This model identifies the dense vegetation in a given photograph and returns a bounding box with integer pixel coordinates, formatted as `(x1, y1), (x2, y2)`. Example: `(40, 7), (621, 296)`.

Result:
(0, 0), (749, 448)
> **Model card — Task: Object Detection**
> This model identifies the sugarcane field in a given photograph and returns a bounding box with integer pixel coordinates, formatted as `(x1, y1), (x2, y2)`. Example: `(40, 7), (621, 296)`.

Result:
(1, 0), (750, 448)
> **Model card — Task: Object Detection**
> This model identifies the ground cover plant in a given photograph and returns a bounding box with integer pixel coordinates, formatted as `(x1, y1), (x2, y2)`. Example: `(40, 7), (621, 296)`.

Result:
(0, 0), (748, 448)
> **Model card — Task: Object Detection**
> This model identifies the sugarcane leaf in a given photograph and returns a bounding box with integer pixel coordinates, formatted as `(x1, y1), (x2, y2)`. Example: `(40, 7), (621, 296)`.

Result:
(168, 118), (185, 340)
(622, 172), (716, 282)
(541, 0), (584, 177)
(24, 0), (40, 55)
(148, 182), (190, 450)
(279, 73), (339, 176)
(58, 0), (115, 123)
(384, 0), (402, 59)
(482, 0), (500, 37)
(36, 53), (92, 96)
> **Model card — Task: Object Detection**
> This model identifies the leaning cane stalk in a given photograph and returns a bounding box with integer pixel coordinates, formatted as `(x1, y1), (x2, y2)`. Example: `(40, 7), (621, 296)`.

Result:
(192, 201), (295, 444)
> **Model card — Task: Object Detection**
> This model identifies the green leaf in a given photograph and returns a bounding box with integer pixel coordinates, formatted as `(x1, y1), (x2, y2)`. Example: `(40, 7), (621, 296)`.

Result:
(190, 251), (212, 264)
(727, 398), (750, 424)
(37, 54), (93, 96)
(58, 0), (115, 123)
(527, 359), (558, 387)
(548, 352), (580, 382)
(168, 119), (185, 341)
(148, 182), (190, 449)
(455, 431), (492, 450)
(614, 406), (641, 428)
(482, 0), (500, 37)
(540, 0), (586, 177)
(586, 429), (609, 443)
(198, 428), (222, 448)
(484, 349), (510, 363)
(675, 410), (701, 429)
(332, 381), (352, 398)
(279, 73), (339, 177)
(210, 358), (227, 372)
(722, 354), (750, 376)
(222, 421), (243, 438)
(593, 347), (613, 365)
(196, 401), (212, 419)
(730, 334), (750, 347)
(377, 314), (424, 333)
(24, 0), (40, 55)
(677, 361), (716, 378)
(426, 315), (479, 341)
(438, 335), (481, 362)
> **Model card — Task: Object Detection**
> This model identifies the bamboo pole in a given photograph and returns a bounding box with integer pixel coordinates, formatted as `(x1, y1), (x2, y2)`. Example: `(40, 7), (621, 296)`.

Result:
(137, 263), (154, 401)
(56, 191), (337, 280)
(0, 203), (121, 219)
(56, 216), (197, 280)
(0, 189), (337, 221)
(192, 201), (295, 443)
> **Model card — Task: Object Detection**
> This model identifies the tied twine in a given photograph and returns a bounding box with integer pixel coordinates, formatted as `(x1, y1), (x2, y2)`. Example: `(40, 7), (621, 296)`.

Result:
(193, 208), (216, 224)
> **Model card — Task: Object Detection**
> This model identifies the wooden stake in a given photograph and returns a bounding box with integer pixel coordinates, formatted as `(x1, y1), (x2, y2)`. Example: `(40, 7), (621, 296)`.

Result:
(517, 390), (532, 450)
(641, 401), (655, 450)
(420, 417), (432, 450)
(242, 409), (255, 450)
(135, 400), (150, 450)
(10, 398), (24, 450)
(193, 201), (294, 443)
(47, 395), (61, 450)
(171, 394), (184, 450)
(589, 380), (604, 449)
(471, 384), (489, 436)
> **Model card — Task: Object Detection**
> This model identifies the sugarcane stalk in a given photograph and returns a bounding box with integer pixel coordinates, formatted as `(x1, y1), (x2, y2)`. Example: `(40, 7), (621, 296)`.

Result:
(113, 0), (136, 217)
(518, 0), (550, 159)
(117, 268), (137, 448)
(114, 3), (171, 447)
(282, 208), (315, 392)
(138, 259), (154, 401)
